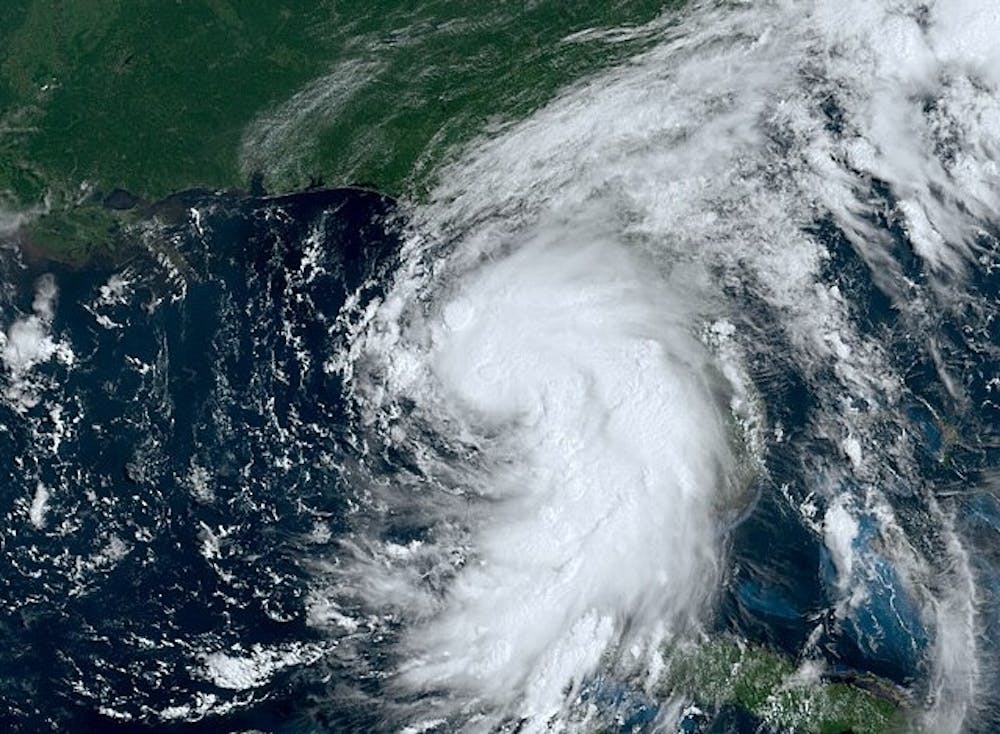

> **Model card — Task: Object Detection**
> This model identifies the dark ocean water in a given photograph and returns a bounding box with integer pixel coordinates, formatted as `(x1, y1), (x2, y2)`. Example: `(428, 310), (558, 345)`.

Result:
(0, 190), (402, 733)
(1, 183), (998, 733)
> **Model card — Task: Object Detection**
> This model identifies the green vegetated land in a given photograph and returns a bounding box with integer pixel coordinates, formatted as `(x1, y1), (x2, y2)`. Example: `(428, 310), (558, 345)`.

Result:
(664, 636), (910, 734)
(0, 0), (674, 263)
(0, 4), (923, 728)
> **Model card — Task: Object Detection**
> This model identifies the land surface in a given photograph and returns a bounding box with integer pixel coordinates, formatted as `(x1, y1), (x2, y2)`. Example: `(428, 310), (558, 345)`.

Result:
(0, 0), (671, 262)
(0, 4), (914, 732)
(665, 637), (909, 734)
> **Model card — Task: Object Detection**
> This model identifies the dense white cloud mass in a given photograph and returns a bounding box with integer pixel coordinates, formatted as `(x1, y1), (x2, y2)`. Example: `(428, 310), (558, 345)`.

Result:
(323, 1), (999, 730)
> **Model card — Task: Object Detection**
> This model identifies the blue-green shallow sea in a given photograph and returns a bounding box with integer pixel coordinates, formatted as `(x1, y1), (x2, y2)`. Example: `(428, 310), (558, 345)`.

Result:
(1, 181), (997, 731)
(3, 1), (1000, 733)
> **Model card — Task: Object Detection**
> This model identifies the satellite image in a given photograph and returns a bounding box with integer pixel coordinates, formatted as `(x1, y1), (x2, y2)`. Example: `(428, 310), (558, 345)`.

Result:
(1, 1), (998, 732)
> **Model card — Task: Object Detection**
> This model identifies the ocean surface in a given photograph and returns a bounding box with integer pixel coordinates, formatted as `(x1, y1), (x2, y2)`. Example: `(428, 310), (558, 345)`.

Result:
(2, 1), (1000, 732)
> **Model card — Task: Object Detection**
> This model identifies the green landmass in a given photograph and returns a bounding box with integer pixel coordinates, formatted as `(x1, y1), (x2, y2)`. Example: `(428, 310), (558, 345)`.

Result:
(0, 6), (934, 730)
(0, 0), (676, 262)
(663, 636), (910, 734)
(25, 200), (130, 264)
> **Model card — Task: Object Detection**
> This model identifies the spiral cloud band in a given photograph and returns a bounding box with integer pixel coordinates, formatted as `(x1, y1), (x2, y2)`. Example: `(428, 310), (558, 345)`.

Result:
(328, 0), (1000, 730)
